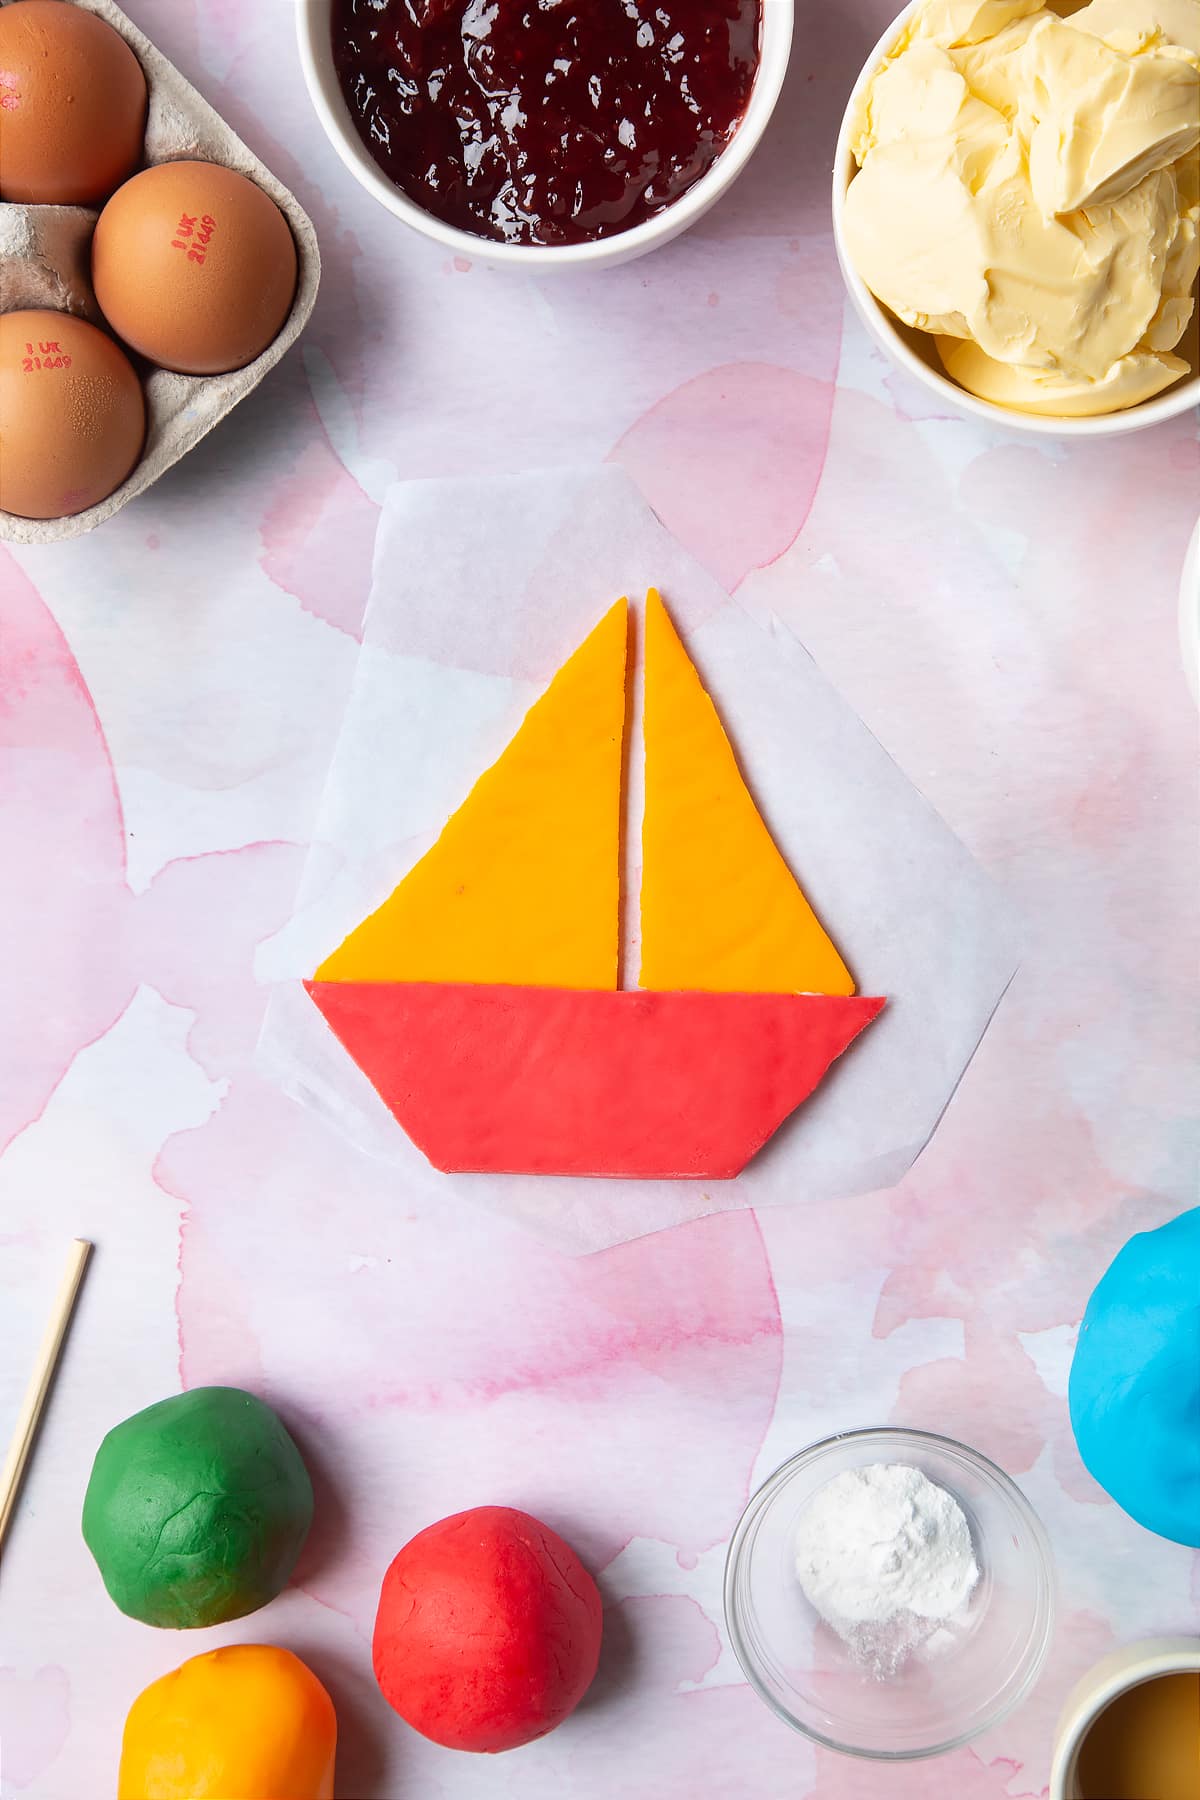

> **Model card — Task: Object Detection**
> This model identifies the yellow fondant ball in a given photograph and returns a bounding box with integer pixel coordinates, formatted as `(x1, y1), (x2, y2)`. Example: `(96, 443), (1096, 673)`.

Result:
(118, 1644), (336, 1799)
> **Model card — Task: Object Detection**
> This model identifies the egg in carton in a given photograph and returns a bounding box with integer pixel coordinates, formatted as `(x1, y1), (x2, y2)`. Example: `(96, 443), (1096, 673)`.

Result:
(0, 0), (320, 544)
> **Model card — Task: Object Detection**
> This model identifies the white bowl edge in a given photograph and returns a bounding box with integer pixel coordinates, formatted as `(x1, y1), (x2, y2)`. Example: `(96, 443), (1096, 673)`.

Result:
(1048, 1637), (1200, 1799)
(1180, 517), (1200, 706)
(830, 0), (1200, 439)
(297, 0), (794, 271)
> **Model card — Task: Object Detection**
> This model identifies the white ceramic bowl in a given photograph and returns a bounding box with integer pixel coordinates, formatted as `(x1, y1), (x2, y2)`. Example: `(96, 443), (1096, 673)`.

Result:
(725, 1428), (1055, 1759)
(1049, 1638), (1200, 1798)
(297, 0), (793, 271)
(1181, 518), (1200, 706)
(832, 1), (1200, 438)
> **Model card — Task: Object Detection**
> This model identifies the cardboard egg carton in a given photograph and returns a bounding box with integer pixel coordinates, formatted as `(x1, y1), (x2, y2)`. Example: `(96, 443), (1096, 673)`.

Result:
(0, 0), (320, 543)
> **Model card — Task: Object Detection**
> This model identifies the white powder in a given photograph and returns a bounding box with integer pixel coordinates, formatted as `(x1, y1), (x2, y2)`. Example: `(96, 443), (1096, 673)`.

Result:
(794, 1462), (980, 1677)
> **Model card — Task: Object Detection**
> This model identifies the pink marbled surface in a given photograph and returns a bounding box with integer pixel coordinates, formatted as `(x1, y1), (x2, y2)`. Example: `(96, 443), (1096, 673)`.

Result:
(0, 0), (1198, 1795)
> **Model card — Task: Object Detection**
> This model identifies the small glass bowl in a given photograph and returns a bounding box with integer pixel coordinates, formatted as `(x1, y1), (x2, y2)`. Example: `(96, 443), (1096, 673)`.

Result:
(725, 1428), (1055, 1759)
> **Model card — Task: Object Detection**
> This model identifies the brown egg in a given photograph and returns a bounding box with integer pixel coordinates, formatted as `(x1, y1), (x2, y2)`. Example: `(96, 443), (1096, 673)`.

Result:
(0, 310), (145, 519)
(92, 161), (299, 376)
(0, 0), (147, 205)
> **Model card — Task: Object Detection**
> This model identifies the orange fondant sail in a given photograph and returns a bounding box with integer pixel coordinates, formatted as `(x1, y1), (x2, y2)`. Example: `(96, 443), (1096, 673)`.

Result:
(639, 590), (854, 996)
(316, 599), (628, 990)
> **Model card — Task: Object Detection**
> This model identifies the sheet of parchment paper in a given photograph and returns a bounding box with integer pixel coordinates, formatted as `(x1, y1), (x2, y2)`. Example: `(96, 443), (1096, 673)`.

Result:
(257, 467), (1019, 1253)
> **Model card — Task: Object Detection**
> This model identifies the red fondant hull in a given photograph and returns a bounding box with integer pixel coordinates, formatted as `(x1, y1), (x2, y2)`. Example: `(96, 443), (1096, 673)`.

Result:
(305, 982), (885, 1180)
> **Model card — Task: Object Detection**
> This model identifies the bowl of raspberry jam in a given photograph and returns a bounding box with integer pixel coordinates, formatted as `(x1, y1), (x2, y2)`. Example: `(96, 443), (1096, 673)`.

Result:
(298, 0), (792, 268)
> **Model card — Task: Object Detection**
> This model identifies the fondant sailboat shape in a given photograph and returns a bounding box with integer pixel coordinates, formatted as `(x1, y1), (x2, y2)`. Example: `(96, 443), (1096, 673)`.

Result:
(306, 592), (884, 1180)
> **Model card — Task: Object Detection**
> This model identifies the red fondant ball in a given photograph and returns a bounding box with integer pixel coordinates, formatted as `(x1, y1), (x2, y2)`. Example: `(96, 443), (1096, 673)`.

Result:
(372, 1505), (603, 1753)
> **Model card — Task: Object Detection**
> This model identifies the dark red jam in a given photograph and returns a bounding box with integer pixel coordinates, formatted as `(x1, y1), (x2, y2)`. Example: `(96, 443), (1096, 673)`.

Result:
(331, 0), (762, 247)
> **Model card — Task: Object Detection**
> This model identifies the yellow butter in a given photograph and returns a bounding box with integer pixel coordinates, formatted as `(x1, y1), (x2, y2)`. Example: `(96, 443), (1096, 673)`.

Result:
(1022, 15), (1200, 213)
(937, 334), (1190, 414)
(844, 0), (1200, 415)
(1068, 0), (1200, 59)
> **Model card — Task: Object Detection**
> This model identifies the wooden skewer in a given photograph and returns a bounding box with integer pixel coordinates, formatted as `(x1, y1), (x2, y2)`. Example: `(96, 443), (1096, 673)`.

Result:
(0, 1238), (93, 1554)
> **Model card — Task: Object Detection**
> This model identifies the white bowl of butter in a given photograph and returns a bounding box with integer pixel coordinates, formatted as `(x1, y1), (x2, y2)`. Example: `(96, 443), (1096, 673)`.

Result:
(833, 0), (1200, 434)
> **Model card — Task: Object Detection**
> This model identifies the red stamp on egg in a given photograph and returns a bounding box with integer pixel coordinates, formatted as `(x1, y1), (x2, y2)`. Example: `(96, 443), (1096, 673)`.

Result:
(21, 339), (71, 373)
(170, 212), (217, 264)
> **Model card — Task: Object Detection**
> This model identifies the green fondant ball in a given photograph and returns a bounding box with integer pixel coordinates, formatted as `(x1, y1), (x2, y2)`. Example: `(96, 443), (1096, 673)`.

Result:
(82, 1386), (314, 1629)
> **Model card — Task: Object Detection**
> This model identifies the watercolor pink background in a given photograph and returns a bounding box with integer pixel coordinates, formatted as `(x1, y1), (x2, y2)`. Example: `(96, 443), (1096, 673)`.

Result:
(1, 1), (1198, 1795)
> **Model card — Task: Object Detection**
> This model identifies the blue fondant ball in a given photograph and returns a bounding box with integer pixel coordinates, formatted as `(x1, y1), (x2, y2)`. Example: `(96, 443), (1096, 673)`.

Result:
(1069, 1207), (1200, 1547)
